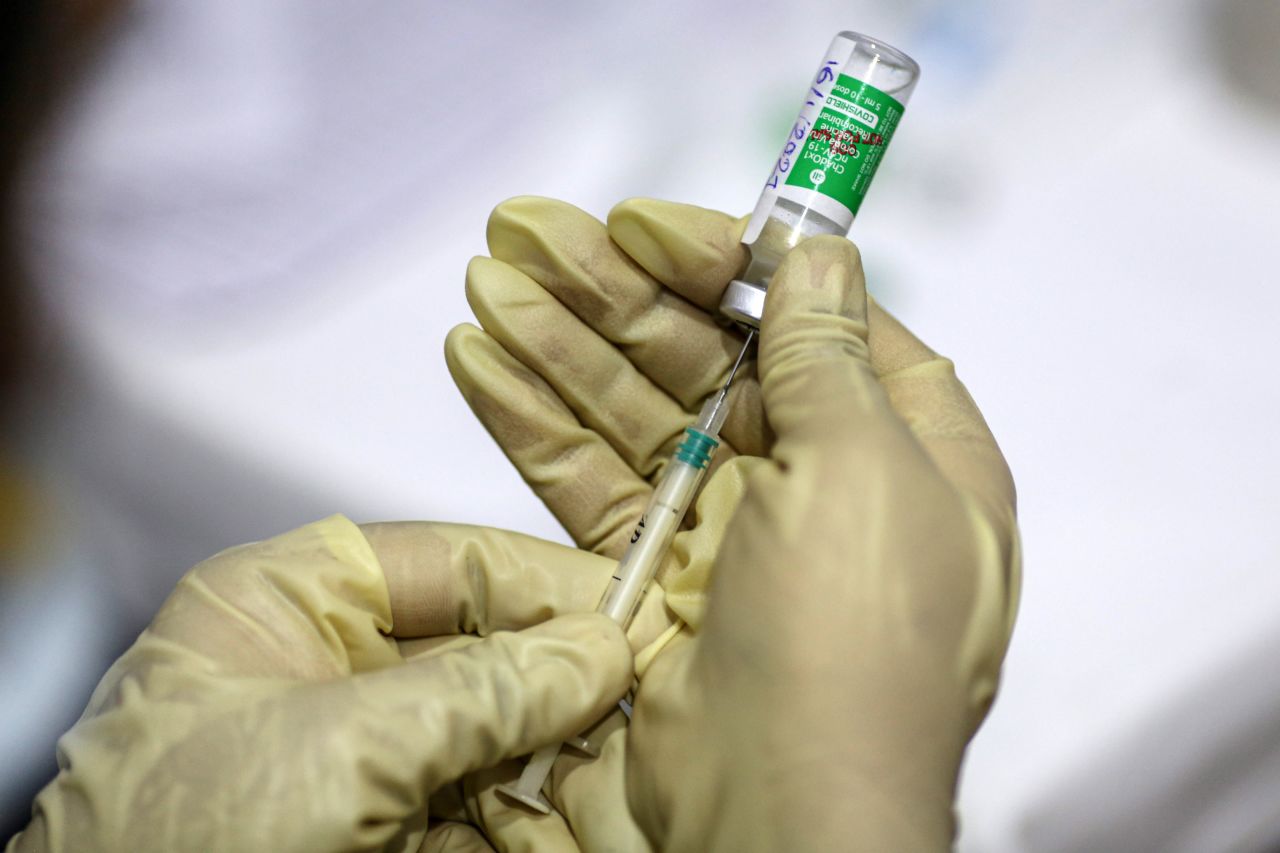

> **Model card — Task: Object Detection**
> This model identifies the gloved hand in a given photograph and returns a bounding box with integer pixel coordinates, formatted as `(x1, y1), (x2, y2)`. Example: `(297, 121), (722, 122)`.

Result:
(447, 197), (1019, 850)
(6, 516), (634, 853)
(446, 198), (764, 632)
(444, 197), (763, 851)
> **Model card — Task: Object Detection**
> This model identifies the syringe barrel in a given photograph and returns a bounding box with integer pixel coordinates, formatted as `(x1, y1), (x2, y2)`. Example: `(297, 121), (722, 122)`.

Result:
(720, 31), (919, 329)
(497, 431), (714, 814)
(596, 429), (716, 625)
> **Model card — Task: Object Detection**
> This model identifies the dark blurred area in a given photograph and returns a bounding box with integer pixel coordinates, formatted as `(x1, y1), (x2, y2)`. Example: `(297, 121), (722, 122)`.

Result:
(3, 4), (73, 840)
(0, 0), (58, 404)
(1, 0), (118, 417)
(2, 4), (142, 841)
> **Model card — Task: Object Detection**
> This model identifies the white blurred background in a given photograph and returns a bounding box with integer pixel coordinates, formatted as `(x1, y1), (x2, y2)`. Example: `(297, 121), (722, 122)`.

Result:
(3, 0), (1279, 848)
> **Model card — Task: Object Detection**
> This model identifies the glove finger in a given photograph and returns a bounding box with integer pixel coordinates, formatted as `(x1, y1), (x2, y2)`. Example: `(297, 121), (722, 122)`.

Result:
(465, 255), (698, 477)
(606, 197), (748, 313)
(297, 614), (630, 845)
(604, 198), (773, 454)
(361, 519), (630, 638)
(485, 196), (766, 457)
(868, 301), (1017, 521)
(144, 515), (402, 680)
(421, 821), (498, 853)
(757, 235), (917, 462)
(445, 323), (652, 557)
(399, 584), (675, 673)
(608, 198), (781, 456)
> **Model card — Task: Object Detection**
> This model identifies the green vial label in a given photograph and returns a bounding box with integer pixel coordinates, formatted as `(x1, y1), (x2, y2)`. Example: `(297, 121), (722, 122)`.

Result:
(784, 74), (904, 217)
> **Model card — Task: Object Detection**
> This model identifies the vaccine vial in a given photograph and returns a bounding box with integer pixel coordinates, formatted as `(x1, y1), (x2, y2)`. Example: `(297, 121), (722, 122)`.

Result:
(720, 32), (920, 329)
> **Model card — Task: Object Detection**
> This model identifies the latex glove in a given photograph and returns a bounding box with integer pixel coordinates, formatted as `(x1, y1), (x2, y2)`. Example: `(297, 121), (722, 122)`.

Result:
(447, 197), (1019, 850)
(446, 197), (762, 631)
(7, 516), (633, 853)
(443, 197), (761, 851)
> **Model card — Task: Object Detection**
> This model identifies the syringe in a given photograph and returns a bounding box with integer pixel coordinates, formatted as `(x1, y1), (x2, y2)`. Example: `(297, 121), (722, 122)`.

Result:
(496, 330), (755, 813)
(498, 27), (920, 815)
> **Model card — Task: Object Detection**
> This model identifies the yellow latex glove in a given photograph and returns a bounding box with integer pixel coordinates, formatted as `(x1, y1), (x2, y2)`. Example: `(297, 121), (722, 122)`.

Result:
(6, 516), (634, 853)
(446, 198), (763, 632)
(444, 196), (761, 851)
(447, 197), (1019, 850)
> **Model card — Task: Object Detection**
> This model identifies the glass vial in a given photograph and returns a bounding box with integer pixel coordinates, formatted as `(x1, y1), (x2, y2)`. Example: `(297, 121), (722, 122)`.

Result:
(720, 31), (920, 329)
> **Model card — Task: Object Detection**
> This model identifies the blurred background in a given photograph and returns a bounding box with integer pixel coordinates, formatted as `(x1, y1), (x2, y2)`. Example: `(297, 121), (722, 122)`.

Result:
(3, 0), (1279, 848)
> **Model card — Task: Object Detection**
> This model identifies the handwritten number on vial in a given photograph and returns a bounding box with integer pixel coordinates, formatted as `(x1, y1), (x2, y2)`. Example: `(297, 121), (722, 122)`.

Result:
(761, 58), (837, 194)
(763, 106), (814, 190)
